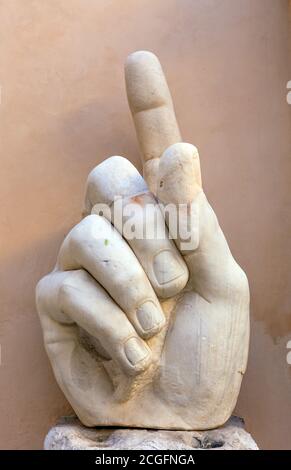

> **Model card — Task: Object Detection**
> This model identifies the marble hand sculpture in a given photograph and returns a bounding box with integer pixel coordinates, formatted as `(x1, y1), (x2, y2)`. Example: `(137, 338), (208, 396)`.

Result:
(36, 51), (250, 430)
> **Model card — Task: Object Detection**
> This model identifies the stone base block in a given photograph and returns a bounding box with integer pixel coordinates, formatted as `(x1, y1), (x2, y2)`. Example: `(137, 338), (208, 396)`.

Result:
(44, 416), (258, 450)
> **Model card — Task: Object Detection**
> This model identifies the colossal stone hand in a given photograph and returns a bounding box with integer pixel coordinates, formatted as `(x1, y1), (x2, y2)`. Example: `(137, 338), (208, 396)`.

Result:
(36, 51), (249, 430)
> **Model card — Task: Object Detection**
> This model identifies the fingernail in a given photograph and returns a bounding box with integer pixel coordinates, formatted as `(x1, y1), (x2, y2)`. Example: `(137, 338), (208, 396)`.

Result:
(153, 250), (185, 285)
(136, 301), (164, 332)
(124, 337), (150, 366)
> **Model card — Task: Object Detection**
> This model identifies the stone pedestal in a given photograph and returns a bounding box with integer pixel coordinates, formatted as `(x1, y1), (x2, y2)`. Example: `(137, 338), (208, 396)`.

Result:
(44, 416), (258, 450)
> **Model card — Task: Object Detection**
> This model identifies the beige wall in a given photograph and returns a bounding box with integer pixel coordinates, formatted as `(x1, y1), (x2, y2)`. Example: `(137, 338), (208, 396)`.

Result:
(0, 0), (290, 449)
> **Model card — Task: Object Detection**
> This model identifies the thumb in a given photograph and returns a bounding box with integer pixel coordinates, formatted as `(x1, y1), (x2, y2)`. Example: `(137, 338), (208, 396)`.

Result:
(157, 143), (249, 304)
(157, 143), (202, 205)
(157, 143), (202, 253)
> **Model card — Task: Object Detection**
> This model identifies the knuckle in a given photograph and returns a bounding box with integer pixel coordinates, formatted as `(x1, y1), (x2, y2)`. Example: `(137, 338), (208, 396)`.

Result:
(124, 265), (146, 287)
(68, 215), (100, 248)
(57, 272), (80, 308)
(58, 280), (72, 304)
(59, 216), (108, 269)
(35, 274), (51, 304)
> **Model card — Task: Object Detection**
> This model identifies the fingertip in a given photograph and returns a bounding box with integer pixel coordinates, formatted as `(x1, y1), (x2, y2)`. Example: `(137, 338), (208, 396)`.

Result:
(160, 142), (199, 166)
(158, 142), (202, 204)
(135, 301), (166, 340)
(122, 336), (152, 376)
(125, 50), (159, 67)
(152, 249), (189, 299)
(125, 50), (171, 114)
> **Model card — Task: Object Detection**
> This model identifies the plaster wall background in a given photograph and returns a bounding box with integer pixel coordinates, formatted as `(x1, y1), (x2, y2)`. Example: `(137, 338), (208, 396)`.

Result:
(0, 0), (290, 449)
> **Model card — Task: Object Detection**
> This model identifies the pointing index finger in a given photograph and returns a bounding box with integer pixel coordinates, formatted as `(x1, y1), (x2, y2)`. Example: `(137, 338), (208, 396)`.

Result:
(125, 51), (181, 193)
